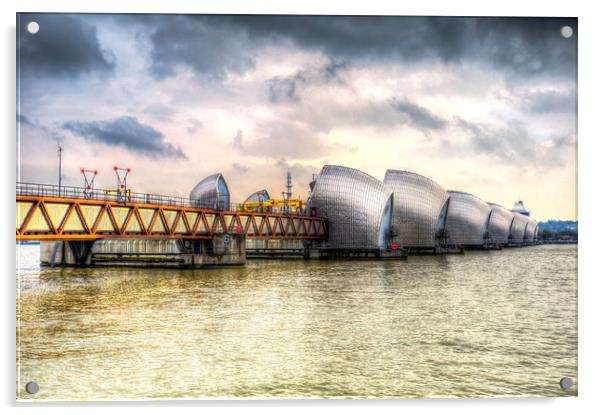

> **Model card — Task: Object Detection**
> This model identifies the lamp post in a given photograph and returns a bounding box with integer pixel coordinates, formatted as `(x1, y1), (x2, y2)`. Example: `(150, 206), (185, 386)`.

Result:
(58, 144), (63, 196)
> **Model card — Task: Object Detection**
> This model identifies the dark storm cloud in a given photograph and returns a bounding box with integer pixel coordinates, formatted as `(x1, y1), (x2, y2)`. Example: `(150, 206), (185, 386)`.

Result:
(62, 116), (185, 158)
(17, 113), (65, 142)
(139, 15), (256, 78)
(455, 117), (574, 166)
(267, 76), (301, 104)
(18, 13), (115, 79)
(389, 97), (448, 131)
(17, 114), (35, 126)
(523, 89), (577, 114)
(267, 60), (348, 104)
(237, 16), (577, 78)
(138, 15), (576, 80)
(257, 97), (445, 138)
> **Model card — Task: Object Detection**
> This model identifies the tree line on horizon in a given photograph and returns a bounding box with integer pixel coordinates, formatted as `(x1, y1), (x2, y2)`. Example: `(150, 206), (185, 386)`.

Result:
(537, 220), (578, 241)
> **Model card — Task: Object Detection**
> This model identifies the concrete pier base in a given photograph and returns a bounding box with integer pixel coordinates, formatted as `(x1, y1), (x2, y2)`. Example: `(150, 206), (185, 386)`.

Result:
(40, 234), (246, 268)
(246, 239), (306, 258)
(40, 241), (94, 266)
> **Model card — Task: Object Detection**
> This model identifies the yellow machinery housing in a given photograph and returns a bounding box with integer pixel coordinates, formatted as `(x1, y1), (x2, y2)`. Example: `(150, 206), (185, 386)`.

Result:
(240, 198), (303, 214)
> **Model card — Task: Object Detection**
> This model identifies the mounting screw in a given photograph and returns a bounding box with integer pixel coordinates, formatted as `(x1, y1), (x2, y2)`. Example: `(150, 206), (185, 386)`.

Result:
(559, 377), (573, 390)
(26, 21), (40, 34)
(560, 26), (573, 39)
(25, 381), (39, 394)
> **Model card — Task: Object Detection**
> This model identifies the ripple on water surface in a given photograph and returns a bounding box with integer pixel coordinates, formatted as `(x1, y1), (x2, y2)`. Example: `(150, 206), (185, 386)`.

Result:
(16, 244), (577, 400)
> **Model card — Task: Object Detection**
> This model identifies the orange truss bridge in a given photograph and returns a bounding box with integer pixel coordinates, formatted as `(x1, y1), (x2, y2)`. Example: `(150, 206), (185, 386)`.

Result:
(16, 183), (327, 242)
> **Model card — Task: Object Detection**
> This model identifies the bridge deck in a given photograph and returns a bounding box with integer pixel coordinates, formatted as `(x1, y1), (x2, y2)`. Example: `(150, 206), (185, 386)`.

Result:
(16, 191), (327, 242)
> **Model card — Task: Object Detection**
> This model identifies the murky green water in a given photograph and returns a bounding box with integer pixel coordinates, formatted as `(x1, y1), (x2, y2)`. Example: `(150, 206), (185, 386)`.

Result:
(16, 244), (577, 400)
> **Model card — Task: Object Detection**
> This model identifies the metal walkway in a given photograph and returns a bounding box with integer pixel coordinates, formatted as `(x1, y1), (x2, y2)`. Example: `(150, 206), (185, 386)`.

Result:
(16, 183), (327, 241)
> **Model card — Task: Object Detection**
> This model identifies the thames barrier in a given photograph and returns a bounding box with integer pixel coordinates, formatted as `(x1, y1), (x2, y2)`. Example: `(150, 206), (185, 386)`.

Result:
(16, 165), (539, 268)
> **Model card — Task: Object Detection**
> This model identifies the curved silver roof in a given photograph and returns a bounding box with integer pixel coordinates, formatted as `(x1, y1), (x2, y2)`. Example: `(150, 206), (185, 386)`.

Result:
(510, 212), (530, 243)
(525, 217), (538, 242)
(244, 189), (270, 204)
(308, 165), (392, 250)
(189, 173), (230, 210)
(487, 203), (514, 245)
(445, 191), (492, 246)
(384, 170), (449, 248)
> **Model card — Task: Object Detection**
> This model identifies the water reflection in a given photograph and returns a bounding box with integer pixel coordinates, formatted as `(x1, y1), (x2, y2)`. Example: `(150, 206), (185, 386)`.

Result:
(17, 245), (577, 400)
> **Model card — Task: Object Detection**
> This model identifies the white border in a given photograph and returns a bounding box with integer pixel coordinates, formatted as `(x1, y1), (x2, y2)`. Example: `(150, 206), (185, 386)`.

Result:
(2, 1), (600, 414)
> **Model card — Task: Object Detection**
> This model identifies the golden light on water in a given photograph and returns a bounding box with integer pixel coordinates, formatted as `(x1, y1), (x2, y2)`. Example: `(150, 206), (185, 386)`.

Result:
(17, 245), (577, 400)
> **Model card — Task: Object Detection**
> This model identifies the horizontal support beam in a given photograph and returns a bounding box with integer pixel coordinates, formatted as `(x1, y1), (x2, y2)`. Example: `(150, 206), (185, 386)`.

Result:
(16, 195), (327, 242)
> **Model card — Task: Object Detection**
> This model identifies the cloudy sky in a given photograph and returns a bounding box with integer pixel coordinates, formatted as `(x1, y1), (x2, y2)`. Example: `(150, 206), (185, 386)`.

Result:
(17, 14), (577, 220)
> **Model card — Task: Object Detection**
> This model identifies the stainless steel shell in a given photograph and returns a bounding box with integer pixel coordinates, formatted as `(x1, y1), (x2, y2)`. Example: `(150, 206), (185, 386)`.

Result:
(487, 203), (514, 245)
(244, 189), (270, 204)
(510, 213), (530, 244)
(445, 191), (492, 247)
(383, 170), (449, 248)
(525, 218), (538, 242)
(308, 165), (392, 250)
(189, 173), (230, 210)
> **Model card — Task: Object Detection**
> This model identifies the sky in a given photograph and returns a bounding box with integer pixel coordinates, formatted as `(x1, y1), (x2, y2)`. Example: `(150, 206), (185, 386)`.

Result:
(16, 14), (577, 220)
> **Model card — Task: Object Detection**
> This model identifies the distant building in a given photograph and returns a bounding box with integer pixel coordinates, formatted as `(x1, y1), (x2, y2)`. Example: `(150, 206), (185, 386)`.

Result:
(511, 200), (530, 216)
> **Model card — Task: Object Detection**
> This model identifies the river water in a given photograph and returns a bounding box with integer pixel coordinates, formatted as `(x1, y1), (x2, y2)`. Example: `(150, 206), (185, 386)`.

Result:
(16, 244), (577, 400)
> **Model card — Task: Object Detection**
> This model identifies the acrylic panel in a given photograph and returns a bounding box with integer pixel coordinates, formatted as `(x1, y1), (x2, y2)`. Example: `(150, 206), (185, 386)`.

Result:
(16, 13), (578, 400)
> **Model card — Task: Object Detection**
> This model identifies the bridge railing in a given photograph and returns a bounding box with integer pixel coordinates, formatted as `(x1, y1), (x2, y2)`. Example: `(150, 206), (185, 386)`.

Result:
(16, 182), (306, 215)
(17, 182), (198, 207)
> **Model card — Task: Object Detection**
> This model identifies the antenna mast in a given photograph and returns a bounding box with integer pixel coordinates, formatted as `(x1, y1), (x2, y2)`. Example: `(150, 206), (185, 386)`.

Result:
(286, 171), (292, 201)
(282, 171), (293, 214)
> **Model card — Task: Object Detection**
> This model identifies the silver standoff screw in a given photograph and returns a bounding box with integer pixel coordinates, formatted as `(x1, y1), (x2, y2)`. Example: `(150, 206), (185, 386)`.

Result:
(25, 381), (39, 394)
(559, 377), (573, 390)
